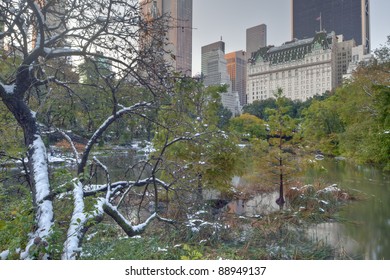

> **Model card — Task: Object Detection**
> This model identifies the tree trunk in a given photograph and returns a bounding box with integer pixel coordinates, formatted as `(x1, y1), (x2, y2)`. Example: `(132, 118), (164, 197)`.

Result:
(276, 133), (285, 207)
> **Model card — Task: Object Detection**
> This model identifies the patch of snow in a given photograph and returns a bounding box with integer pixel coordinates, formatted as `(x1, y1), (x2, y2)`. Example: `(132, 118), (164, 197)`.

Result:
(131, 141), (156, 154)
(315, 154), (325, 161)
(86, 232), (98, 241)
(157, 247), (168, 252)
(320, 184), (341, 193)
(1, 83), (15, 94)
(190, 227), (199, 233)
(319, 200), (329, 205)
(0, 250), (9, 260)
(48, 155), (66, 163)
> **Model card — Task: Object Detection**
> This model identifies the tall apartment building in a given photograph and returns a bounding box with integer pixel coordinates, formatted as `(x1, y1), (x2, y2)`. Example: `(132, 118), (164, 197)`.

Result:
(246, 24), (267, 59)
(247, 31), (355, 103)
(201, 41), (241, 116)
(291, 0), (370, 53)
(225, 51), (247, 106)
(140, 0), (193, 76)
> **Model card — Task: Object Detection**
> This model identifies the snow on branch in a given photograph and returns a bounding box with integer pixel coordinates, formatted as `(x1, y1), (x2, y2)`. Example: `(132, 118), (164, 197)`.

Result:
(78, 102), (153, 174)
(58, 130), (81, 164)
(92, 156), (111, 201)
(166, 132), (205, 148)
(21, 134), (54, 259)
(30, 0), (45, 49)
(62, 180), (86, 260)
(62, 181), (105, 260)
(103, 202), (169, 237)
(83, 177), (170, 198)
(0, 83), (15, 96)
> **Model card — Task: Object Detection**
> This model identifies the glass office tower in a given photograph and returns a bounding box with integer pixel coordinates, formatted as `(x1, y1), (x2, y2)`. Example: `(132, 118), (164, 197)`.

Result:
(291, 0), (370, 53)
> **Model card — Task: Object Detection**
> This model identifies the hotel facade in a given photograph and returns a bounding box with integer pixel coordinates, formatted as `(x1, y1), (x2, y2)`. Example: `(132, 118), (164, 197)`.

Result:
(247, 32), (355, 103)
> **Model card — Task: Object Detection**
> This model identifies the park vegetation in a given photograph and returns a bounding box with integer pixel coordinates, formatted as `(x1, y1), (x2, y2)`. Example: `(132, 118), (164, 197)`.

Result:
(0, 1), (389, 260)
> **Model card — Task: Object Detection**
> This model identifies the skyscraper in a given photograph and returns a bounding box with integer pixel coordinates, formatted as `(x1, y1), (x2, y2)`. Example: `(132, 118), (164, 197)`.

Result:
(246, 24), (267, 59)
(225, 51), (247, 106)
(201, 41), (228, 86)
(140, 0), (193, 76)
(291, 0), (370, 53)
(201, 41), (241, 116)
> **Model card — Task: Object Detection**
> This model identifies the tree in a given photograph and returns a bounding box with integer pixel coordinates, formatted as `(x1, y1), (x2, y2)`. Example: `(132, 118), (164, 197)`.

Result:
(229, 113), (267, 141)
(302, 46), (390, 169)
(0, 0), (182, 259)
(374, 35), (390, 63)
(302, 98), (345, 155)
(263, 89), (299, 207)
(243, 99), (277, 120)
(153, 80), (243, 204)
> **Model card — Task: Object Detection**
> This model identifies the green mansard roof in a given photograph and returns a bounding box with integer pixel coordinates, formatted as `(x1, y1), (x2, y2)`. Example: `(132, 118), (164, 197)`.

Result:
(251, 31), (334, 65)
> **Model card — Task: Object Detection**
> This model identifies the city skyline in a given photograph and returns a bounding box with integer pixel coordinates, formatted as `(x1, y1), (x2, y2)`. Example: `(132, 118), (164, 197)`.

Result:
(192, 0), (390, 75)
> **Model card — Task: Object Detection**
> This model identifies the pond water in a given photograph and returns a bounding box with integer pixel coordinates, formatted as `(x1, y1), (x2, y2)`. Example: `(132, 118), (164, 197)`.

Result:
(305, 159), (390, 260)
(231, 159), (390, 259)
(227, 160), (390, 259)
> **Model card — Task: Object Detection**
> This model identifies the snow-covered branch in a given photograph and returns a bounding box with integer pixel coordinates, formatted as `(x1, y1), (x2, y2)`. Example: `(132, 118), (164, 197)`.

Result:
(78, 102), (153, 174)
(58, 130), (81, 164)
(165, 132), (206, 149)
(83, 177), (170, 197)
(62, 180), (104, 260)
(20, 134), (54, 259)
(92, 157), (111, 201)
(29, 0), (45, 49)
(62, 180), (86, 260)
(103, 203), (173, 237)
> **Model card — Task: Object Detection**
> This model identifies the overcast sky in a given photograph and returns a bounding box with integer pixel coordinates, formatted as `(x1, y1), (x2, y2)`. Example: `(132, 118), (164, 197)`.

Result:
(192, 0), (390, 75)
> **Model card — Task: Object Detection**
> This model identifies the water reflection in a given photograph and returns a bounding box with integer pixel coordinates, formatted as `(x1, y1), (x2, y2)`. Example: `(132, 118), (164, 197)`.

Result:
(227, 192), (280, 216)
(306, 222), (360, 258)
(306, 160), (390, 260)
